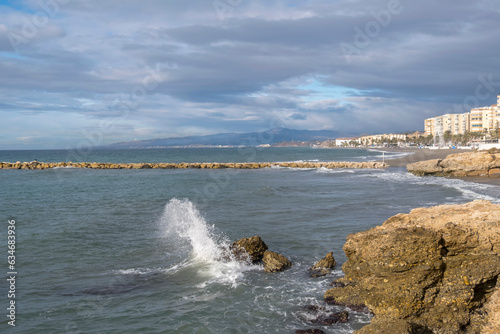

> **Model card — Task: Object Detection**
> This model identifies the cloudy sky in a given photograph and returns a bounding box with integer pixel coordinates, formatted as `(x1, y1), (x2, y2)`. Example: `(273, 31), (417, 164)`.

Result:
(0, 0), (499, 149)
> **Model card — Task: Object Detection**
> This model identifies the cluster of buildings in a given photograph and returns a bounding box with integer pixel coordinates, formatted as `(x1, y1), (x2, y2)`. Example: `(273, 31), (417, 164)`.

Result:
(424, 94), (500, 137)
(335, 131), (424, 147)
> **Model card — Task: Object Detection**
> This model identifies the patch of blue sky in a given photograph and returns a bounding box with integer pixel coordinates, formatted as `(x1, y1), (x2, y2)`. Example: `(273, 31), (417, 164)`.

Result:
(0, 0), (36, 13)
(0, 51), (31, 61)
(297, 78), (361, 103)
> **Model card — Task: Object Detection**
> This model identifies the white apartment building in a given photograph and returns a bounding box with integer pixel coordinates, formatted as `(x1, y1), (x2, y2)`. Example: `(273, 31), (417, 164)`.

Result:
(424, 94), (500, 136)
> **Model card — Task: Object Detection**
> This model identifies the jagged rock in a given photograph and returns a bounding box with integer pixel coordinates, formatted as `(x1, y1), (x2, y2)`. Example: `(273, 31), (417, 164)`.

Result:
(231, 236), (268, 263)
(312, 310), (349, 325)
(295, 329), (326, 334)
(262, 250), (292, 272)
(324, 200), (500, 334)
(311, 252), (336, 270)
(309, 252), (336, 277)
(407, 150), (500, 177)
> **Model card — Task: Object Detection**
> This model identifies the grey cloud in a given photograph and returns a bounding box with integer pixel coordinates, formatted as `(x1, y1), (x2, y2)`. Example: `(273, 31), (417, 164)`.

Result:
(1, 0), (500, 149)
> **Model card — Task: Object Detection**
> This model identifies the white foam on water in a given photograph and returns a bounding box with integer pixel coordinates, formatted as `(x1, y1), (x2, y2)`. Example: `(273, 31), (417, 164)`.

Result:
(357, 170), (499, 203)
(158, 198), (256, 287)
(111, 264), (182, 276)
(316, 167), (356, 174)
(367, 149), (415, 160)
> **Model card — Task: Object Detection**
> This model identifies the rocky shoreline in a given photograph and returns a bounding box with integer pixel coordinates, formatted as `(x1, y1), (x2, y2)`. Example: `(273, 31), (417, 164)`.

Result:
(0, 160), (386, 170)
(324, 200), (500, 334)
(407, 149), (500, 178)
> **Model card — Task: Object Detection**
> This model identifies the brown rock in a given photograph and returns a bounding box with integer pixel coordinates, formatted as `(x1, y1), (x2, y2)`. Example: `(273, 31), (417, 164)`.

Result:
(407, 151), (500, 177)
(312, 310), (349, 325)
(262, 250), (292, 272)
(406, 158), (443, 176)
(311, 252), (336, 270)
(324, 200), (500, 334)
(295, 330), (326, 334)
(231, 236), (268, 263)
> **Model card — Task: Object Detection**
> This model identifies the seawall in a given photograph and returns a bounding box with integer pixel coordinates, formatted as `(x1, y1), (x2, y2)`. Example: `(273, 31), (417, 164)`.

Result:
(0, 161), (386, 170)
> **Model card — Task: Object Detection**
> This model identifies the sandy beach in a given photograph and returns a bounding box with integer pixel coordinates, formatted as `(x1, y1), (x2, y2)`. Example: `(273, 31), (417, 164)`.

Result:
(380, 148), (500, 187)
(382, 148), (468, 167)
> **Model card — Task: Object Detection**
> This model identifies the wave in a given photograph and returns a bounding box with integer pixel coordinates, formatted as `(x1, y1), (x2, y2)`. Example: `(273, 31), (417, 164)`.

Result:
(367, 149), (415, 159)
(357, 170), (499, 203)
(316, 167), (356, 174)
(157, 198), (256, 287)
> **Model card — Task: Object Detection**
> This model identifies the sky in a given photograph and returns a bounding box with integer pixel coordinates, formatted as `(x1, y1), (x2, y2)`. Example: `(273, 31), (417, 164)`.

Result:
(0, 0), (499, 149)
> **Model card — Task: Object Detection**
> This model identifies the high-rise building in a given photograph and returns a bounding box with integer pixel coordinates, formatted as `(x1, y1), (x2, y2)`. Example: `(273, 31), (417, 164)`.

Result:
(424, 94), (500, 136)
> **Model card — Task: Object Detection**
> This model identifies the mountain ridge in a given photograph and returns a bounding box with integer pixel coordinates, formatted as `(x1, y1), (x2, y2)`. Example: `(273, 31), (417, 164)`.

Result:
(99, 128), (345, 149)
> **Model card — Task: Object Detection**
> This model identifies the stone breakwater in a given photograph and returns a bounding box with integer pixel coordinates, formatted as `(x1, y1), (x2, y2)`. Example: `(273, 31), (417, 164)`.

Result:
(407, 150), (500, 177)
(0, 161), (386, 170)
(325, 200), (500, 334)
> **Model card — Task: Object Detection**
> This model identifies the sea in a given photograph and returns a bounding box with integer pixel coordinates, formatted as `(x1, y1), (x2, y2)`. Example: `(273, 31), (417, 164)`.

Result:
(1, 147), (499, 334)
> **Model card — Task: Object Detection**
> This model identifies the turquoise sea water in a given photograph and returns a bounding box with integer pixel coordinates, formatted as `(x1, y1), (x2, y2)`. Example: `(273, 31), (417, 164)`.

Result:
(1, 147), (499, 333)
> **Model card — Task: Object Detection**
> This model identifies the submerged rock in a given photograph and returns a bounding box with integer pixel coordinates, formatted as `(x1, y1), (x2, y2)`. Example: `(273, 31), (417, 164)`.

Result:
(303, 305), (325, 312)
(295, 329), (326, 334)
(312, 310), (349, 325)
(262, 250), (292, 272)
(324, 200), (500, 333)
(231, 235), (268, 263)
(309, 269), (330, 278)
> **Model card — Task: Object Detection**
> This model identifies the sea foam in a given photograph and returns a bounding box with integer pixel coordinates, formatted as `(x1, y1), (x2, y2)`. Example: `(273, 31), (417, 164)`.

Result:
(158, 198), (256, 286)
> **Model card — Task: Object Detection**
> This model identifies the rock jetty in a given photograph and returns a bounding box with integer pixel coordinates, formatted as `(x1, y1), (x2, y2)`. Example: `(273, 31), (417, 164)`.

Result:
(0, 161), (386, 170)
(407, 149), (500, 177)
(324, 200), (500, 333)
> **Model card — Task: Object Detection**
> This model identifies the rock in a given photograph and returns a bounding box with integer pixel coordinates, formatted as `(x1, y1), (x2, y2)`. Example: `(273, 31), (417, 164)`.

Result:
(312, 310), (349, 325)
(0, 160), (387, 170)
(295, 329), (326, 334)
(309, 269), (330, 277)
(406, 158), (443, 176)
(309, 252), (336, 277)
(324, 200), (500, 334)
(407, 151), (500, 177)
(311, 252), (336, 270)
(262, 250), (292, 272)
(355, 317), (428, 334)
(231, 235), (268, 263)
(303, 305), (325, 312)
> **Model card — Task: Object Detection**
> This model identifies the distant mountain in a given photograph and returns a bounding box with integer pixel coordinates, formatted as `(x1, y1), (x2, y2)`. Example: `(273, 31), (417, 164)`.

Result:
(100, 128), (342, 149)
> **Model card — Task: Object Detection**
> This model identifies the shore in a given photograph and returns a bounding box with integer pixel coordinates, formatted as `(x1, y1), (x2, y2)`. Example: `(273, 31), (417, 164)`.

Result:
(381, 148), (468, 167)
(381, 148), (500, 186)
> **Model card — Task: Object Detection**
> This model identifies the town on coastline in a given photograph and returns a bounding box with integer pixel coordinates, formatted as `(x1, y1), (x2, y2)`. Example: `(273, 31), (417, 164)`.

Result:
(276, 94), (500, 151)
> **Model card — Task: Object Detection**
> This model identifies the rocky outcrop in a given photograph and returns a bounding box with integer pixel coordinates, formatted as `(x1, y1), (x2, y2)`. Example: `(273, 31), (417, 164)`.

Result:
(0, 160), (386, 170)
(311, 252), (336, 270)
(230, 236), (292, 273)
(231, 235), (268, 262)
(407, 150), (500, 177)
(309, 252), (336, 277)
(262, 250), (292, 272)
(324, 200), (500, 334)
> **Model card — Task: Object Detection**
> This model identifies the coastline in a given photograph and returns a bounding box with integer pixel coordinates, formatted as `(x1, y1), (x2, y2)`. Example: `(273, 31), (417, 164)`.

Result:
(380, 147), (500, 187)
